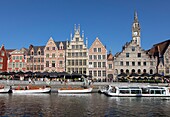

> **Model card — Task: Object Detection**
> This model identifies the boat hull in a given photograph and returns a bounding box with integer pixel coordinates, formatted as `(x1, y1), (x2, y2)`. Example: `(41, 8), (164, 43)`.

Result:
(106, 93), (170, 97)
(12, 88), (51, 94)
(58, 88), (93, 94)
(0, 88), (10, 93)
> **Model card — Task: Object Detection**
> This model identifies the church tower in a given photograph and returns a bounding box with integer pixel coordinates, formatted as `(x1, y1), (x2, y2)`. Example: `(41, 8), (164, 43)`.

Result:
(132, 11), (141, 47)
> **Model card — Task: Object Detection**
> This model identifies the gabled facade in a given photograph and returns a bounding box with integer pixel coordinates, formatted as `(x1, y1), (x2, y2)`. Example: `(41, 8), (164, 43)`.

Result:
(26, 45), (45, 72)
(44, 37), (66, 72)
(107, 51), (114, 81)
(0, 45), (8, 72)
(8, 49), (27, 72)
(66, 25), (88, 74)
(88, 37), (107, 81)
(114, 11), (156, 77)
(148, 39), (170, 75)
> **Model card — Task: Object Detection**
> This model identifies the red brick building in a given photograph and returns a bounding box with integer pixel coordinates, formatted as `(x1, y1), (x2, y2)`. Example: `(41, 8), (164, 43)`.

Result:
(7, 48), (28, 72)
(0, 45), (8, 72)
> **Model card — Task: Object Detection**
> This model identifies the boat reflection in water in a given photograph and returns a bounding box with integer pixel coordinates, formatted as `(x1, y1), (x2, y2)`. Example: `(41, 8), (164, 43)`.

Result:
(58, 93), (92, 97)
(1, 92), (170, 116)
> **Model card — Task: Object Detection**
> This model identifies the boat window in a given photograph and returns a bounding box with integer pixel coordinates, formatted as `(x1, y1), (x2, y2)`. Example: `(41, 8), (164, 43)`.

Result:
(131, 90), (141, 94)
(162, 90), (166, 94)
(155, 90), (162, 94)
(120, 90), (130, 94)
(142, 88), (149, 94)
(111, 88), (116, 93)
(150, 90), (155, 94)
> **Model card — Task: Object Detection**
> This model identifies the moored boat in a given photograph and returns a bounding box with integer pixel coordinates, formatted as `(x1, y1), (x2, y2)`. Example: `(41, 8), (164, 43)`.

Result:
(12, 85), (51, 93)
(58, 86), (93, 94)
(0, 85), (10, 93)
(105, 85), (170, 97)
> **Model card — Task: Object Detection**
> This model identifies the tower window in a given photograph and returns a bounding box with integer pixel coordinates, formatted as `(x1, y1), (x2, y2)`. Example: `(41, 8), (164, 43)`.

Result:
(126, 53), (130, 57)
(138, 53), (141, 57)
(132, 46), (135, 51)
(76, 38), (79, 42)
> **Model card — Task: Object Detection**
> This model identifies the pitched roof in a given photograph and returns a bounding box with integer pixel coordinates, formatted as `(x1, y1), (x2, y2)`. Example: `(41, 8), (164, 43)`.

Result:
(28, 45), (45, 55)
(148, 39), (170, 56)
(107, 53), (114, 60)
(54, 41), (67, 50)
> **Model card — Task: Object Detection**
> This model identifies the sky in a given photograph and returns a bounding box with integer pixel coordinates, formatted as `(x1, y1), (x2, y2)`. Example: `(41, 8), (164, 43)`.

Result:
(0, 0), (170, 55)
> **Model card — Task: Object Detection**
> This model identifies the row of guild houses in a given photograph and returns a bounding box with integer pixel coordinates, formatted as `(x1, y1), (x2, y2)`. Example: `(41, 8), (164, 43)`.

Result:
(0, 11), (170, 81)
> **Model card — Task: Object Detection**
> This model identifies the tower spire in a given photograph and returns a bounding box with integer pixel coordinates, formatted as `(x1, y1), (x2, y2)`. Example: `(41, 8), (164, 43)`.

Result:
(134, 10), (138, 22)
(132, 10), (141, 47)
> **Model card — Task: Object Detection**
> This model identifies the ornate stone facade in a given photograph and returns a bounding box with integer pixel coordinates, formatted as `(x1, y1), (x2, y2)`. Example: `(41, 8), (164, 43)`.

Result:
(88, 37), (107, 81)
(44, 37), (66, 72)
(66, 25), (88, 74)
(114, 11), (156, 77)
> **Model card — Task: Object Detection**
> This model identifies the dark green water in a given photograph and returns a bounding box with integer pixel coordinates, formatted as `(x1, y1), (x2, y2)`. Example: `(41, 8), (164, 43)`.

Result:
(0, 93), (170, 117)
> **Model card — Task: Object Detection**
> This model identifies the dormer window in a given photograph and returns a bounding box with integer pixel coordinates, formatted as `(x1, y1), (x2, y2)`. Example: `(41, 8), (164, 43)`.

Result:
(38, 51), (41, 55)
(59, 45), (63, 50)
(31, 51), (34, 55)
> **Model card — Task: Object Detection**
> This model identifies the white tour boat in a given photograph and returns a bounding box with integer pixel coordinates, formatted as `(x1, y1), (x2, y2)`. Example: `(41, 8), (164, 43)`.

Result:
(105, 85), (170, 97)
(58, 86), (93, 94)
(0, 85), (10, 93)
(12, 85), (51, 93)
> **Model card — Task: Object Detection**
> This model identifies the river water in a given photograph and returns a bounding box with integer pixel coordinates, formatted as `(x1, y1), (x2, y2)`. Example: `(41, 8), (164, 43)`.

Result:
(0, 93), (170, 117)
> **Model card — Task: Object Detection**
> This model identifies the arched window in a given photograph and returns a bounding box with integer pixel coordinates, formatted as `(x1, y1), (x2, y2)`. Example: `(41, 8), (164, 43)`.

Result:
(143, 69), (146, 73)
(138, 69), (141, 74)
(126, 69), (129, 74)
(150, 69), (153, 74)
(132, 69), (135, 73)
(120, 69), (124, 73)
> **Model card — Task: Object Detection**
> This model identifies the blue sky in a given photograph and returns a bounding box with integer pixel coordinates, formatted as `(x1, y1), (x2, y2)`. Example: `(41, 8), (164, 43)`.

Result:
(0, 0), (170, 55)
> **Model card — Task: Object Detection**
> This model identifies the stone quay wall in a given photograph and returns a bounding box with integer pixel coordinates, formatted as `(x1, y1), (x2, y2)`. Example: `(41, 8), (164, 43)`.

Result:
(0, 80), (168, 92)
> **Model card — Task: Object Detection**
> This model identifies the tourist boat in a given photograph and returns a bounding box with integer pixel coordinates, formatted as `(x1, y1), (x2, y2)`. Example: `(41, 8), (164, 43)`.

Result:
(58, 86), (93, 94)
(105, 85), (170, 97)
(0, 85), (11, 93)
(98, 85), (110, 94)
(12, 85), (51, 93)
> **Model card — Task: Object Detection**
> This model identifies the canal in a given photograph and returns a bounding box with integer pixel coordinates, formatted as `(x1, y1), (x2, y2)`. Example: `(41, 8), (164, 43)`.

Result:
(0, 93), (170, 117)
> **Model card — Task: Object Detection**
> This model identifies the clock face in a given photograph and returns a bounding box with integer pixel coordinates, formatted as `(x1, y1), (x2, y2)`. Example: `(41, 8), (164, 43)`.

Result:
(133, 32), (138, 36)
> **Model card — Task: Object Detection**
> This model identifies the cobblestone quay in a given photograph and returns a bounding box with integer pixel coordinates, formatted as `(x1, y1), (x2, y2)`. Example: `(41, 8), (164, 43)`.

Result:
(0, 80), (168, 92)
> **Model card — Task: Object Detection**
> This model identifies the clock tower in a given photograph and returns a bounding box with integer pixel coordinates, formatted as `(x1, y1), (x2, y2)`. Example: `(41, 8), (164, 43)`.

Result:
(132, 11), (141, 47)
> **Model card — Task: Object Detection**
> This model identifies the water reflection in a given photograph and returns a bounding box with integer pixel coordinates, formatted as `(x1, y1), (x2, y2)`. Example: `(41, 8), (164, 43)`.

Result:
(58, 93), (92, 97)
(0, 93), (170, 116)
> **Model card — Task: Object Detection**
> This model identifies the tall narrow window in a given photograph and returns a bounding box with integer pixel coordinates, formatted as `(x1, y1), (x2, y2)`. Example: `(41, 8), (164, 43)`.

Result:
(138, 53), (141, 57)
(126, 53), (129, 57)
(52, 61), (55, 67)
